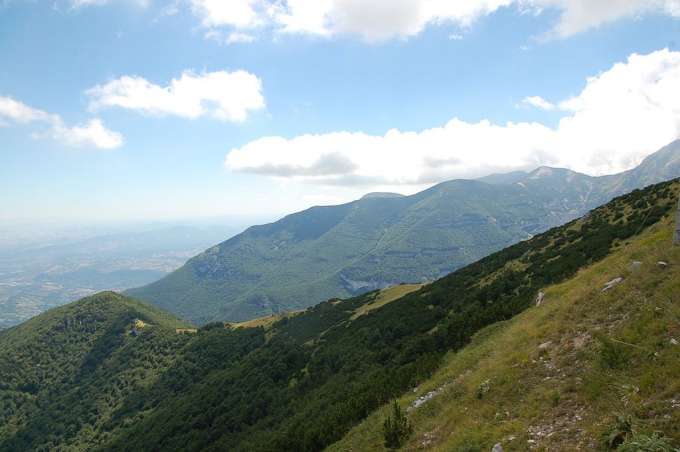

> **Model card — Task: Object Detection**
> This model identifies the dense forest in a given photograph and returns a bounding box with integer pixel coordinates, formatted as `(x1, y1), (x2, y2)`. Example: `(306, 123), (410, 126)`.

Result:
(0, 179), (678, 451)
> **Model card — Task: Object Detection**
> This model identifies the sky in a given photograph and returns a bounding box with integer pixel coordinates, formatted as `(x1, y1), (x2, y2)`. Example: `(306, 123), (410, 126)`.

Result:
(1, 0), (680, 225)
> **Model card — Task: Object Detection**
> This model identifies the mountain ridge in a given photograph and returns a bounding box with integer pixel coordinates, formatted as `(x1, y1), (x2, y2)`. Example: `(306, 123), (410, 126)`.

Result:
(128, 140), (680, 324)
(1, 178), (678, 451)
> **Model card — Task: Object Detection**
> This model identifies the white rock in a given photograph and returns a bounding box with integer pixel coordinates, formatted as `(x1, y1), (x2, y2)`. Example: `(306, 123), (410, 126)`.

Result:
(535, 291), (545, 306)
(492, 443), (504, 452)
(538, 341), (553, 350)
(602, 277), (624, 292)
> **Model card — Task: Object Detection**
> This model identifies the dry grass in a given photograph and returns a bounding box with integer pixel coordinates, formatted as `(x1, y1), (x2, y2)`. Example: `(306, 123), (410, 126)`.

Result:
(350, 284), (424, 320)
(231, 310), (304, 330)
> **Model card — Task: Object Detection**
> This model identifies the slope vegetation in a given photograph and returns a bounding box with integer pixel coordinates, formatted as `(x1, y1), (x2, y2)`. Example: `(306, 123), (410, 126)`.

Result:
(0, 179), (678, 451)
(0, 292), (190, 451)
(129, 141), (680, 324)
(330, 212), (680, 451)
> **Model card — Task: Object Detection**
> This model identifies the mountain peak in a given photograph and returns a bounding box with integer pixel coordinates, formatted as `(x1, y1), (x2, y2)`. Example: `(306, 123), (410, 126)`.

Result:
(529, 166), (556, 178)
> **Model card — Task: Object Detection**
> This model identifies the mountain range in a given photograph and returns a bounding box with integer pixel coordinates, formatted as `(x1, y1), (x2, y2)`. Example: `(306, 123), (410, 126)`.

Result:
(128, 140), (680, 324)
(1, 178), (678, 450)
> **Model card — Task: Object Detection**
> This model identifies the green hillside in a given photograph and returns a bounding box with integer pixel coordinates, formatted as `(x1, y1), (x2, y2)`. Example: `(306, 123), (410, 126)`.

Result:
(128, 141), (680, 325)
(0, 292), (191, 450)
(330, 206), (680, 451)
(0, 179), (678, 451)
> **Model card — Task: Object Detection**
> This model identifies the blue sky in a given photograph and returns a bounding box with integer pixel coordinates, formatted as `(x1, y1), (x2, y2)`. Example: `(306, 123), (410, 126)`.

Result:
(1, 0), (680, 224)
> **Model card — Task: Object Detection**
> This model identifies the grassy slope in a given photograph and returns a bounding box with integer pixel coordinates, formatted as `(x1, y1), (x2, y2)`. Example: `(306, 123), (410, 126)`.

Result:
(351, 284), (424, 320)
(329, 218), (680, 451)
(228, 283), (423, 330)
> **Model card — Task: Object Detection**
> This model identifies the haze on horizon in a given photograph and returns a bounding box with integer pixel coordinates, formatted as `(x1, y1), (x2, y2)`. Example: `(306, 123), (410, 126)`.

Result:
(1, 0), (680, 227)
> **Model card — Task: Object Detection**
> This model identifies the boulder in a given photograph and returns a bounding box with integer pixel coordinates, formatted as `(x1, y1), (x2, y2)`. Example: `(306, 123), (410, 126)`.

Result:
(602, 277), (624, 292)
(538, 341), (553, 351)
(492, 443), (504, 452)
(535, 291), (545, 306)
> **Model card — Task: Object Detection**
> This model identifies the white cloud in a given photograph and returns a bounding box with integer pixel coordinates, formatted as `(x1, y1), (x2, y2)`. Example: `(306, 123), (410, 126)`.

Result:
(522, 95), (556, 110)
(51, 119), (124, 149)
(187, 0), (680, 42)
(526, 0), (680, 38)
(226, 31), (256, 44)
(189, 0), (262, 28)
(204, 30), (257, 44)
(226, 49), (680, 187)
(0, 95), (123, 150)
(69, 0), (150, 8)
(87, 70), (265, 122)
(0, 96), (52, 123)
(71, 0), (108, 6)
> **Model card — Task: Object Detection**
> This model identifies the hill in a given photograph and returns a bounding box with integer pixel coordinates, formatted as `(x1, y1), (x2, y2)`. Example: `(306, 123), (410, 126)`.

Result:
(330, 199), (680, 451)
(1, 179), (678, 451)
(0, 292), (190, 450)
(128, 140), (680, 324)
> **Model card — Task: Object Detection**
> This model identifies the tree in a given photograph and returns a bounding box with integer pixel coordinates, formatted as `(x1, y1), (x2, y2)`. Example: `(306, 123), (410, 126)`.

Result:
(383, 401), (412, 449)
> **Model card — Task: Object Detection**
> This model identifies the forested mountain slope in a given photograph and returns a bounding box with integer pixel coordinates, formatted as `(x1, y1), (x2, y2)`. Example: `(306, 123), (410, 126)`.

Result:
(331, 202), (680, 451)
(0, 179), (678, 451)
(129, 141), (680, 325)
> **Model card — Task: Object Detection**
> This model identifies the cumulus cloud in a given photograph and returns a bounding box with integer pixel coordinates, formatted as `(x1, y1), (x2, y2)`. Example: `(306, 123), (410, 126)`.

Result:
(51, 119), (124, 149)
(226, 49), (680, 187)
(527, 0), (680, 38)
(0, 96), (122, 150)
(187, 0), (680, 42)
(87, 70), (265, 122)
(522, 95), (556, 111)
(189, 0), (262, 28)
(0, 97), (52, 123)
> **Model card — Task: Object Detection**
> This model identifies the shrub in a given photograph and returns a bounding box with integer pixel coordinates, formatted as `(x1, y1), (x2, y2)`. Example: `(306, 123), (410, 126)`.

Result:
(596, 334), (630, 370)
(618, 432), (679, 452)
(383, 401), (413, 449)
(475, 379), (491, 399)
(604, 414), (634, 449)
